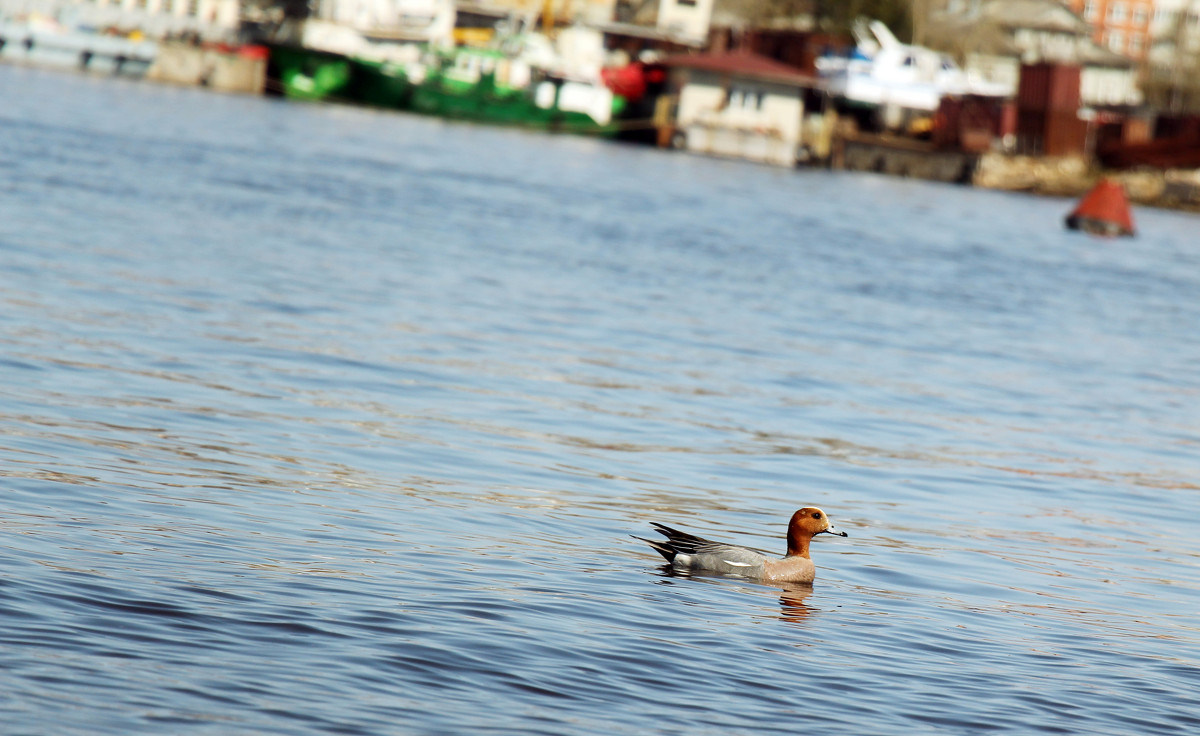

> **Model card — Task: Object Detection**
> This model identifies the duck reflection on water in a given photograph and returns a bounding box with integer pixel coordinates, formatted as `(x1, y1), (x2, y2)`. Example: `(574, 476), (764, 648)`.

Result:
(649, 567), (819, 623)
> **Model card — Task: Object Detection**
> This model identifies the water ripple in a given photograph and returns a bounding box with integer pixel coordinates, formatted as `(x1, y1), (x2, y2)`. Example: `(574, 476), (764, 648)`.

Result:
(1, 65), (1199, 735)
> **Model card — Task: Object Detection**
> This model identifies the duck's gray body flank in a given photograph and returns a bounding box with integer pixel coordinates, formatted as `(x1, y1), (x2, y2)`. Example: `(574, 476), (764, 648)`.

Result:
(639, 522), (769, 577)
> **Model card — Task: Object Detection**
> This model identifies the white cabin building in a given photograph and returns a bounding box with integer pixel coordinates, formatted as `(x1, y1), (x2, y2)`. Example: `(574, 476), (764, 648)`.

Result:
(667, 50), (825, 167)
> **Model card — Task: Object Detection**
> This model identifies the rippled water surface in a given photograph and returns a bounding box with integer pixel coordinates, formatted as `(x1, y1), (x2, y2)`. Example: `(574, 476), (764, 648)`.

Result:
(2, 65), (1199, 735)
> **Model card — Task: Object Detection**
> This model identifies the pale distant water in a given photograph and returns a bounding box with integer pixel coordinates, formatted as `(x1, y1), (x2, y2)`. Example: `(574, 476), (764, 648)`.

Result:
(2, 65), (1199, 735)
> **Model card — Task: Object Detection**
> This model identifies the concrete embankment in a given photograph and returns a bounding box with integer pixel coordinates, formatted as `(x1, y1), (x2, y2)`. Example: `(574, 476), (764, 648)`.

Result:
(832, 133), (978, 183)
(973, 153), (1200, 211)
(829, 132), (1200, 211)
(145, 42), (266, 95)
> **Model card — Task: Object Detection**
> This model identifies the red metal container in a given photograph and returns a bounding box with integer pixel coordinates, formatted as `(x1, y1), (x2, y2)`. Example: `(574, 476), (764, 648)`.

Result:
(1015, 109), (1087, 156)
(1018, 63), (1081, 112)
(1043, 110), (1088, 156)
(933, 95), (1006, 152)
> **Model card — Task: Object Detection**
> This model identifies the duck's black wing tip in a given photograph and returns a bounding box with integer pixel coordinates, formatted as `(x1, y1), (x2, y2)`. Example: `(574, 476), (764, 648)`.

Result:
(632, 534), (677, 563)
(647, 522), (714, 555)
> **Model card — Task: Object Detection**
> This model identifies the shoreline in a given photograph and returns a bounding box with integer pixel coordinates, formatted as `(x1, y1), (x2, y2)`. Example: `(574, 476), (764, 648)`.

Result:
(828, 132), (1200, 213)
(971, 153), (1200, 212)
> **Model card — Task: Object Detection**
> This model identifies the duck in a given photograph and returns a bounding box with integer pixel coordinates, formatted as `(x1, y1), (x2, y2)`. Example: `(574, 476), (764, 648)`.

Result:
(636, 507), (847, 584)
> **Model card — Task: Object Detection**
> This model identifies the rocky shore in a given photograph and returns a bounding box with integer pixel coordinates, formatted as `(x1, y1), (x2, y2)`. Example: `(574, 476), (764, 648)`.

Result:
(972, 153), (1200, 212)
(827, 133), (1200, 212)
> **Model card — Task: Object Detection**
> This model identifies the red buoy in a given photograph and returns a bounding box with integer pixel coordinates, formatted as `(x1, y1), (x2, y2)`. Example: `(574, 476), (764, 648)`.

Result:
(1065, 179), (1135, 237)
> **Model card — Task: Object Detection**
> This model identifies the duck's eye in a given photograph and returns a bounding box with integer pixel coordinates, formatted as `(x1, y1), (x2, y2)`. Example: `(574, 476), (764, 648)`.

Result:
(812, 512), (822, 519)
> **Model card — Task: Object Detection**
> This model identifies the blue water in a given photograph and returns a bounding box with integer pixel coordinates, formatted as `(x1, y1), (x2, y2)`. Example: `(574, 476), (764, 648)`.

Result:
(1, 64), (1199, 735)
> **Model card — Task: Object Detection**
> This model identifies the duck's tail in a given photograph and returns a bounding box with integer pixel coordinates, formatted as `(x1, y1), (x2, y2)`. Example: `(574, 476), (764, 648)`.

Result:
(634, 522), (715, 562)
(632, 534), (677, 562)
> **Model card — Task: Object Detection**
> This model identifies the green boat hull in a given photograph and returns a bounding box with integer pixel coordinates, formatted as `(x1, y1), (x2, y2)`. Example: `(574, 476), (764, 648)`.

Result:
(267, 44), (352, 102)
(267, 44), (625, 137)
(347, 58), (415, 109)
(409, 66), (624, 137)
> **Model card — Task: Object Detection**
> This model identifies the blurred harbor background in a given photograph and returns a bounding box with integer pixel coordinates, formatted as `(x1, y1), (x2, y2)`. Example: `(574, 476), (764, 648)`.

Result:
(5, 0), (1200, 204)
(1, 60), (1199, 735)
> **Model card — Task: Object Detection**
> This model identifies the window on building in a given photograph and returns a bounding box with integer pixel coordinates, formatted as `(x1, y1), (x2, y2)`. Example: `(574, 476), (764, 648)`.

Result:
(1106, 30), (1125, 52)
(1084, 0), (1098, 21)
(1108, 2), (1127, 23)
(728, 86), (764, 111)
(1133, 6), (1148, 26)
(1130, 33), (1143, 53)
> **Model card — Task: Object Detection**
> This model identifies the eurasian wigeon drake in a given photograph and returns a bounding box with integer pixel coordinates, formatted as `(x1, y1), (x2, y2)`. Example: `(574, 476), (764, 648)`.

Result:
(637, 507), (848, 584)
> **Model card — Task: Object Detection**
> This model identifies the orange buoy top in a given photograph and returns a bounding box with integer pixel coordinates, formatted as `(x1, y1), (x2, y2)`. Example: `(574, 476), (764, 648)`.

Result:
(1065, 179), (1135, 237)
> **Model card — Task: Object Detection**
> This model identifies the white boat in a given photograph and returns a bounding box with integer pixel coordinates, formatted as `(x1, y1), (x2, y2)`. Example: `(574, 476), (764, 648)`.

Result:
(817, 19), (1006, 127)
(0, 14), (156, 77)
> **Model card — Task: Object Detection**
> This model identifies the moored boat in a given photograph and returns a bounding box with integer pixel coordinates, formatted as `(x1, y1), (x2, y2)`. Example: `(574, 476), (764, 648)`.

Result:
(407, 41), (626, 135)
(263, 7), (449, 104)
(263, 17), (629, 136)
(266, 42), (353, 101)
(0, 15), (156, 77)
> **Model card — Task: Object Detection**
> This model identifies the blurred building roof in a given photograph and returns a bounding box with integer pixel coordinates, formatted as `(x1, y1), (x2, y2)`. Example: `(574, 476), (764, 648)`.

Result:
(663, 50), (821, 86)
(927, 0), (1132, 68)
